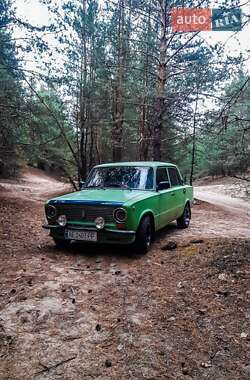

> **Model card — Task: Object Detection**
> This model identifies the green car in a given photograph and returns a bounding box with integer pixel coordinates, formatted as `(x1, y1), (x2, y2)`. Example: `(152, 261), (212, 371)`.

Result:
(43, 162), (193, 253)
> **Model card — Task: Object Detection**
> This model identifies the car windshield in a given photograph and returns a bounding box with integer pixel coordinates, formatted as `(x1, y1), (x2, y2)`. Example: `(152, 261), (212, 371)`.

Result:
(85, 166), (154, 190)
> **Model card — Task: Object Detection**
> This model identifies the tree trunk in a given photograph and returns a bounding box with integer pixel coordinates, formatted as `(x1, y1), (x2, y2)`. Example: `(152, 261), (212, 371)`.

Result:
(111, 0), (126, 162)
(112, 82), (124, 161)
(139, 2), (151, 161)
(153, 0), (167, 161)
(139, 99), (147, 160)
(190, 86), (199, 185)
(78, 0), (87, 181)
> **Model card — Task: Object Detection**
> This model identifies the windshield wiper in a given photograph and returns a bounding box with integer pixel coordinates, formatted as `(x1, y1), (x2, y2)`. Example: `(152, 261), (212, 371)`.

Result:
(105, 182), (130, 189)
(85, 185), (105, 189)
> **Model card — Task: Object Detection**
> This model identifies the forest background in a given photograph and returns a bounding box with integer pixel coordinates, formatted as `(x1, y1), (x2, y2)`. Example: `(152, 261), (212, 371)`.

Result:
(1, 0), (249, 187)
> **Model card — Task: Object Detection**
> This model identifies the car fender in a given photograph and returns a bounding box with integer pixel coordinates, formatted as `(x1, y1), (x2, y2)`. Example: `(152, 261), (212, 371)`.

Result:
(138, 209), (155, 232)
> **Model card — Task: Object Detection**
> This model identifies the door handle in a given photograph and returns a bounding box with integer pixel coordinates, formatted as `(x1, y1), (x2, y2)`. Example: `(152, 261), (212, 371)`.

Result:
(171, 192), (175, 196)
(183, 188), (186, 194)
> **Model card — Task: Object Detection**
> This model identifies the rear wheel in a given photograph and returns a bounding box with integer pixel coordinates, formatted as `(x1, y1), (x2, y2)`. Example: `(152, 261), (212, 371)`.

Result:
(53, 238), (71, 249)
(177, 203), (191, 229)
(134, 216), (153, 254)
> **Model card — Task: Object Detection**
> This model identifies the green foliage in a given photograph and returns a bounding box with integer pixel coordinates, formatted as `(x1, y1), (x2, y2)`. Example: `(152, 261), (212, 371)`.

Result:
(197, 73), (250, 177)
(0, 1), (23, 176)
(19, 89), (74, 175)
(0, 0), (248, 182)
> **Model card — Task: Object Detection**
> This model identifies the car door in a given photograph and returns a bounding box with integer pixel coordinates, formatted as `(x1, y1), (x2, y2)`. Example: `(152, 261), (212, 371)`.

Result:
(156, 167), (175, 228)
(167, 166), (185, 219)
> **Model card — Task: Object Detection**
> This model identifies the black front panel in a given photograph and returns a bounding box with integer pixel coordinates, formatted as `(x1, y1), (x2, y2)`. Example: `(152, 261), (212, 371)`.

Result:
(55, 204), (116, 223)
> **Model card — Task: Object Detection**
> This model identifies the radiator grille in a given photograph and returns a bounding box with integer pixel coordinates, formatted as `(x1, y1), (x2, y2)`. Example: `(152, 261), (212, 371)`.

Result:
(55, 204), (116, 223)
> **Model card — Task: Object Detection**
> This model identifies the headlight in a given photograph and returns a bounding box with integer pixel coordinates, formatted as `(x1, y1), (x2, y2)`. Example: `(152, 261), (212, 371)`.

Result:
(47, 205), (57, 219)
(113, 208), (127, 223)
(57, 214), (67, 227)
(95, 217), (105, 230)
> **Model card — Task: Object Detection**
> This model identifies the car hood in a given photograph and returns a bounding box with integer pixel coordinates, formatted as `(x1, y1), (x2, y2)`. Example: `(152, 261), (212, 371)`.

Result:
(48, 188), (153, 207)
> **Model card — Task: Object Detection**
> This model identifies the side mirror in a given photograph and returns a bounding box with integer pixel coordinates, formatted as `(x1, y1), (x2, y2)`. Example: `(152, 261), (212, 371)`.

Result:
(157, 181), (170, 191)
(79, 180), (85, 190)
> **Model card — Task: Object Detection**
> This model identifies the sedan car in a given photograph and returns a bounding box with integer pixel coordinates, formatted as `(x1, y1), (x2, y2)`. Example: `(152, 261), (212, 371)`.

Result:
(43, 162), (193, 253)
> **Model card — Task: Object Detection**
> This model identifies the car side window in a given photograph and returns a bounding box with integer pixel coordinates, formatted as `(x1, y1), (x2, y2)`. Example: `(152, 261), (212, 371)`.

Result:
(156, 167), (169, 186)
(168, 167), (182, 187)
(145, 167), (154, 189)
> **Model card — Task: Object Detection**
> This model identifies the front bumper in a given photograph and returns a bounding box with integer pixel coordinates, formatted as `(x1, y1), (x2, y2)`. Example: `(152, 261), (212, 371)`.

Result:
(42, 224), (136, 245)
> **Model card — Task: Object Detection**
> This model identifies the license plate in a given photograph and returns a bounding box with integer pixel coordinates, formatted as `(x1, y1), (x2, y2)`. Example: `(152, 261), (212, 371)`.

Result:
(65, 229), (97, 242)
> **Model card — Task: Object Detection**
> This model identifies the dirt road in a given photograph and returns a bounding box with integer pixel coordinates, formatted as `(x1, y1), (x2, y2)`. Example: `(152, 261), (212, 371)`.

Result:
(0, 170), (249, 379)
(195, 185), (250, 219)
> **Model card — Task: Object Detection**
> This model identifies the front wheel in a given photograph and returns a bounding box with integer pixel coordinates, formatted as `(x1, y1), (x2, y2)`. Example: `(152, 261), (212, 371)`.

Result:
(53, 238), (71, 249)
(133, 216), (153, 254)
(177, 203), (191, 229)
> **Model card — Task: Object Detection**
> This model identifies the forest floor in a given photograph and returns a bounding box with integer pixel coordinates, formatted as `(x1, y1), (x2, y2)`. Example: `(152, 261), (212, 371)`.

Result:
(0, 169), (249, 379)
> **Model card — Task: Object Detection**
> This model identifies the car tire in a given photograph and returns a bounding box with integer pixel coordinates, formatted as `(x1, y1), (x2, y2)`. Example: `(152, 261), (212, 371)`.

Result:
(134, 216), (153, 254)
(53, 238), (71, 249)
(177, 203), (191, 229)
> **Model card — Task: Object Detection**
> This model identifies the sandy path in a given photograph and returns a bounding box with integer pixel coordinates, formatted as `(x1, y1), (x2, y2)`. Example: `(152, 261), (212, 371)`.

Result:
(195, 185), (250, 219)
(0, 168), (70, 202)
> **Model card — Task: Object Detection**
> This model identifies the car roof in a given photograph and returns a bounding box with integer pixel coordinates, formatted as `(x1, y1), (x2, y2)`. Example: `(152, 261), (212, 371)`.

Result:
(94, 161), (176, 168)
